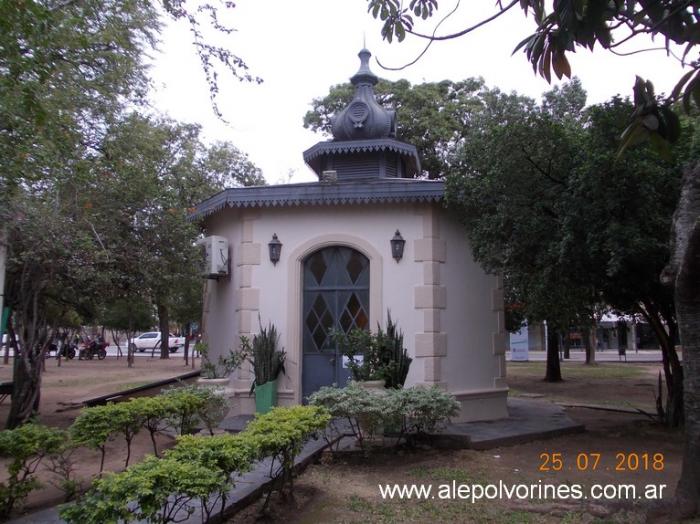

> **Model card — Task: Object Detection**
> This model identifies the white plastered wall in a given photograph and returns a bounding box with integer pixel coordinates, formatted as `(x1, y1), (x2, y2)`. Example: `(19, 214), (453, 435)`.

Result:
(202, 201), (507, 421)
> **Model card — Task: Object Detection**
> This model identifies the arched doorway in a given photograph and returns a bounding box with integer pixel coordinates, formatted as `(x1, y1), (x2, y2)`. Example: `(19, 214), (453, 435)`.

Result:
(301, 246), (369, 401)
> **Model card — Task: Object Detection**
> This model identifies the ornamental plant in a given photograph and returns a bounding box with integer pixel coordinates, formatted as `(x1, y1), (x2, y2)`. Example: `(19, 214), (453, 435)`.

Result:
(309, 385), (459, 447)
(61, 405), (331, 522)
(160, 384), (224, 435)
(332, 312), (412, 387)
(240, 320), (286, 391)
(166, 434), (257, 519)
(70, 404), (120, 474)
(107, 402), (146, 468)
(389, 385), (461, 437)
(60, 455), (227, 524)
(198, 342), (247, 379)
(308, 383), (390, 447)
(0, 423), (65, 517)
(129, 396), (172, 457)
(244, 406), (330, 497)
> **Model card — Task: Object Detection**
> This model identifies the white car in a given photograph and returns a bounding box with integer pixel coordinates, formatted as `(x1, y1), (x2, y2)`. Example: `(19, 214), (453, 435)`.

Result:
(128, 332), (184, 353)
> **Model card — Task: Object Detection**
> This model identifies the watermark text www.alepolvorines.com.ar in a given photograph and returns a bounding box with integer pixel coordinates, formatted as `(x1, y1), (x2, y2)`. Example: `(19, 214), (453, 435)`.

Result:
(378, 480), (668, 503)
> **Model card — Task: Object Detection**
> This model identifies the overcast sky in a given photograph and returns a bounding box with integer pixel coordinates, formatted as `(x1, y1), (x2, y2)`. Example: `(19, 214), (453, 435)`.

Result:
(148, 0), (688, 184)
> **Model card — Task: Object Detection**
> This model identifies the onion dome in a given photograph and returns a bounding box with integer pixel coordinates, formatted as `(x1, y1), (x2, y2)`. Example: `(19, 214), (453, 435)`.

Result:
(331, 49), (396, 141)
(303, 48), (421, 180)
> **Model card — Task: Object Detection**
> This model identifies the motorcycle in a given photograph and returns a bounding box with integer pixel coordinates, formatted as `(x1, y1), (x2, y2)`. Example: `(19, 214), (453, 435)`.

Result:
(46, 341), (77, 360)
(79, 339), (107, 360)
(57, 342), (77, 360)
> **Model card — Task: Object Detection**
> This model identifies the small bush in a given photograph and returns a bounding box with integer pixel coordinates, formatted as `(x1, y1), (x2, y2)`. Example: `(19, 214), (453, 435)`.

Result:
(70, 405), (118, 473)
(390, 386), (461, 435)
(308, 383), (390, 446)
(309, 384), (460, 447)
(241, 406), (330, 496)
(166, 434), (256, 519)
(0, 423), (65, 517)
(127, 396), (171, 457)
(60, 455), (227, 524)
(160, 384), (226, 436)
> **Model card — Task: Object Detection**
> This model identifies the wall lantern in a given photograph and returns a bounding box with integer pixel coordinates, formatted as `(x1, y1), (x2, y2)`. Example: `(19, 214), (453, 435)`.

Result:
(268, 233), (282, 265)
(390, 230), (405, 262)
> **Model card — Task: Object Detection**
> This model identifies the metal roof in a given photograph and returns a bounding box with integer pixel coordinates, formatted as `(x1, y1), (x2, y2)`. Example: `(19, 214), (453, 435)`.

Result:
(192, 178), (444, 220)
(302, 138), (420, 177)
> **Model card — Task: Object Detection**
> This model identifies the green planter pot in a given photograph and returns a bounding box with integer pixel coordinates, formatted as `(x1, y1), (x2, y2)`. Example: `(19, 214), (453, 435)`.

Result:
(255, 379), (278, 414)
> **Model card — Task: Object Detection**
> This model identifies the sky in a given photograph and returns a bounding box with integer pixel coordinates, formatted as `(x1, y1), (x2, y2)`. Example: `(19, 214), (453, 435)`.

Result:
(148, 0), (689, 184)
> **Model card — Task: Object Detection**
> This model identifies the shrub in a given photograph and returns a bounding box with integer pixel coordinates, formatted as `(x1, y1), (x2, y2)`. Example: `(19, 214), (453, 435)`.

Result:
(198, 342), (246, 379)
(160, 384), (226, 436)
(0, 423), (65, 517)
(129, 396), (171, 457)
(166, 434), (256, 519)
(244, 405), (330, 496)
(308, 383), (390, 446)
(60, 455), (227, 524)
(46, 440), (80, 502)
(309, 384), (460, 447)
(107, 402), (146, 468)
(332, 312), (412, 387)
(390, 386), (461, 436)
(62, 405), (332, 521)
(70, 404), (119, 473)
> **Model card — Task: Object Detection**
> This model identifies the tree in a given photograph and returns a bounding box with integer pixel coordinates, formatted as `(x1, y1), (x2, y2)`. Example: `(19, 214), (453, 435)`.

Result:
(1, 0), (262, 425)
(365, 0), (700, 515)
(89, 114), (264, 360)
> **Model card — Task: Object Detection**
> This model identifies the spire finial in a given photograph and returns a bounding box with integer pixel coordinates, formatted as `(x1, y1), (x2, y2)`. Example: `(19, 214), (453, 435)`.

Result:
(351, 47), (377, 86)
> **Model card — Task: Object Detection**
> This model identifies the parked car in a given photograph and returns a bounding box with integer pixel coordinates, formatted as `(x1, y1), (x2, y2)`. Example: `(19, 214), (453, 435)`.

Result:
(128, 332), (184, 353)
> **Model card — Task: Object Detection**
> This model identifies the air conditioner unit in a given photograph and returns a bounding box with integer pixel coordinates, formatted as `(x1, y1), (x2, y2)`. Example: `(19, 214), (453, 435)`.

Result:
(196, 236), (229, 279)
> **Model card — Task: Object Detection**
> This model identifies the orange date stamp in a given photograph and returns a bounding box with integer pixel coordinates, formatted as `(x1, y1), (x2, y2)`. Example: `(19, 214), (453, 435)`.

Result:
(538, 452), (665, 472)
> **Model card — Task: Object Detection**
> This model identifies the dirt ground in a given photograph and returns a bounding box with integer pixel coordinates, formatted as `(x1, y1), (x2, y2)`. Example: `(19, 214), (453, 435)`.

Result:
(0, 356), (199, 516)
(236, 361), (695, 524)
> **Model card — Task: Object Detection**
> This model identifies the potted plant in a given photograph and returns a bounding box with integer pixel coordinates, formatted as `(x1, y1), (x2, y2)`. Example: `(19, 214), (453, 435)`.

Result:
(197, 341), (246, 386)
(241, 321), (286, 414)
(333, 312), (412, 390)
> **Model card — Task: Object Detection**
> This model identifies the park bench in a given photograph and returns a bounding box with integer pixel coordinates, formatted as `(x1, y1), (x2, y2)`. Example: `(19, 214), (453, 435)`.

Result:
(0, 381), (13, 405)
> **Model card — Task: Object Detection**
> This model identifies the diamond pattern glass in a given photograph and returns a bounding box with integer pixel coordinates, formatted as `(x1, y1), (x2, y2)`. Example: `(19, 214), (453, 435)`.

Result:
(309, 252), (327, 285)
(346, 252), (365, 283)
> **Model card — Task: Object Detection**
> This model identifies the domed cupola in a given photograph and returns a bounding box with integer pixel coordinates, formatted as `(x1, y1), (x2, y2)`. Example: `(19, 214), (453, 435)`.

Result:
(331, 49), (396, 141)
(303, 49), (421, 180)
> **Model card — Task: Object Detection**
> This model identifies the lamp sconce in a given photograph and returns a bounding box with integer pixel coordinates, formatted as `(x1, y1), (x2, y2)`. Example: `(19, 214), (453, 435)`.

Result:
(390, 230), (405, 262)
(268, 233), (282, 265)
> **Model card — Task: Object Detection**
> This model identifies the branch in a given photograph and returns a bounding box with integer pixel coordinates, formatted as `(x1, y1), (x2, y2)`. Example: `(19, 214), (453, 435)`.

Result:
(407, 0), (518, 41)
(521, 148), (565, 185)
(376, 0), (462, 71)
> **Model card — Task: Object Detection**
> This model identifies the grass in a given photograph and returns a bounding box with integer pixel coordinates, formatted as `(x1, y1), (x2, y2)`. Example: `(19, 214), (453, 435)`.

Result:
(508, 362), (648, 380)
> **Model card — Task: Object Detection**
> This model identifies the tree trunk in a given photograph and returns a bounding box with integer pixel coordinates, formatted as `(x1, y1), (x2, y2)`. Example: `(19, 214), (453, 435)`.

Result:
(157, 302), (169, 359)
(183, 322), (190, 366)
(639, 300), (683, 426)
(583, 325), (596, 365)
(544, 322), (562, 382)
(662, 164), (700, 518)
(6, 318), (44, 429)
(563, 331), (571, 359)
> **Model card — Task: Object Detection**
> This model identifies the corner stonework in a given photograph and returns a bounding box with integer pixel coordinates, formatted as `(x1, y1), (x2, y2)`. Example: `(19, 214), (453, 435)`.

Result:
(413, 205), (447, 385)
(491, 274), (508, 389)
(234, 213), (261, 411)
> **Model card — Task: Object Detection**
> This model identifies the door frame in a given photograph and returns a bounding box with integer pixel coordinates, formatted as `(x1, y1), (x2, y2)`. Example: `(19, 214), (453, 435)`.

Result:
(287, 234), (383, 405)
